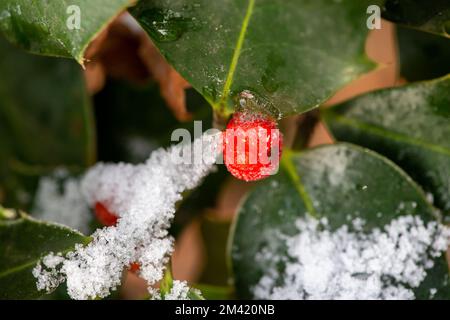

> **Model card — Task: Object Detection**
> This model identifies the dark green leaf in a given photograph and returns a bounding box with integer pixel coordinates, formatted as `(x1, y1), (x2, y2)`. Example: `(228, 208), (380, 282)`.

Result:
(323, 76), (450, 215)
(0, 211), (91, 299)
(131, 0), (379, 117)
(396, 26), (450, 82)
(0, 36), (95, 209)
(0, 0), (132, 63)
(382, 0), (450, 38)
(230, 144), (449, 299)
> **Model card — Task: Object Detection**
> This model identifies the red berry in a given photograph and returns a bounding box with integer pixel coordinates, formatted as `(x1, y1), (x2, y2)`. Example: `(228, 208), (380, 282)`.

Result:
(223, 112), (283, 181)
(128, 262), (141, 273)
(95, 202), (118, 227)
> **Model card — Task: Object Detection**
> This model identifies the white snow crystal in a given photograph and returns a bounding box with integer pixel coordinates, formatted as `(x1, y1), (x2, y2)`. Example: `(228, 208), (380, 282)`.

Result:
(253, 215), (450, 300)
(156, 280), (193, 300)
(33, 132), (222, 300)
(32, 252), (65, 292)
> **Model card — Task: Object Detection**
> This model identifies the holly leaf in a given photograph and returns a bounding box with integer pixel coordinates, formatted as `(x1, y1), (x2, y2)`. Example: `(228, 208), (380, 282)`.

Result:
(230, 144), (450, 299)
(0, 209), (91, 299)
(323, 76), (450, 215)
(131, 0), (379, 117)
(0, 36), (95, 209)
(382, 0), (450, 38)
(396, 26), (450, 82)
(0, 0), (133, 64)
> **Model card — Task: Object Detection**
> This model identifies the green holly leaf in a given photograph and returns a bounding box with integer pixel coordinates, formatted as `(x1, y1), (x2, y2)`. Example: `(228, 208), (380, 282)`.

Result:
(382, 0), (450, 38)
(396, 26), (450, 82)
(131, 0), (380, 118)
(323, 76), (450, 215)
(230, 144), (450, 299)
(0, 209), (91, 299)
(0, 36), (95, 209)
(0, 0), (132, 64)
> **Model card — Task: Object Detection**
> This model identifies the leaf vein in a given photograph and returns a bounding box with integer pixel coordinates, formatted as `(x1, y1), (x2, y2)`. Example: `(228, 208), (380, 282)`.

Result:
(217, 0), (256, 110)
(281, 152), (318, 218)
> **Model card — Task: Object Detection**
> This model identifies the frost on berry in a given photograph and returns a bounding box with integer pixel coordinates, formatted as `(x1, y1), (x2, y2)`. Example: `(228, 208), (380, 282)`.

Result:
(223, 112), (283, 181)
(32, 132), (221, 300)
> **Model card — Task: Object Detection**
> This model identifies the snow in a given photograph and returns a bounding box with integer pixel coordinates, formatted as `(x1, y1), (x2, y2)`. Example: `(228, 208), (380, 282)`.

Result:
(153, 280), (194, 300)
(300, 146), (355, 187)
(33, 252), (65, 293)
(33, 132), (221, 300)
(164, 281), (195, 300)
(254, 215), (450, 300)
(32, 170), (91, 234)
(150, 280), (202, 300)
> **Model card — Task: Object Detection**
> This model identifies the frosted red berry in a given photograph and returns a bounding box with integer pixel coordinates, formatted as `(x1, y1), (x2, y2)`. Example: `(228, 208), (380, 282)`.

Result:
(223, 112), (283, 181)
(95, 202), (118, 227)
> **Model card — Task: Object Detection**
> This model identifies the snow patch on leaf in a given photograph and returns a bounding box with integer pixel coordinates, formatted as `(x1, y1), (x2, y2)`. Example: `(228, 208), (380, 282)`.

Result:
(254, 215), (450, 300)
